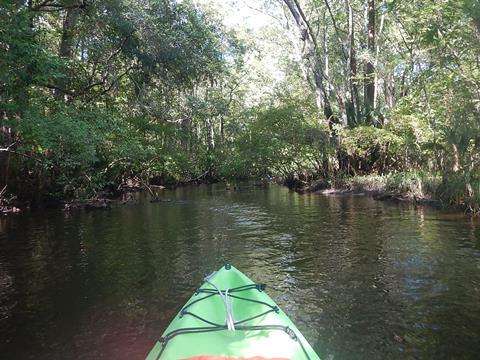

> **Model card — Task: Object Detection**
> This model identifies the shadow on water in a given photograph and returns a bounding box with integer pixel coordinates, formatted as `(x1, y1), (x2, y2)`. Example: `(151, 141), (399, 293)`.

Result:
(1, 183), (480, 359)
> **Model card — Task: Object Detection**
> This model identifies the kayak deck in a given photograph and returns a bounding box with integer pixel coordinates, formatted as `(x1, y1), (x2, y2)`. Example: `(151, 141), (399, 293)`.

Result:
(146, 265), (320, 360)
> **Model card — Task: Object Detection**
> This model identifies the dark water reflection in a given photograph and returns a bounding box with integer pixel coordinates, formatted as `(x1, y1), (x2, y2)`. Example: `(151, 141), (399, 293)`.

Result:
(1, 184), (480, 359)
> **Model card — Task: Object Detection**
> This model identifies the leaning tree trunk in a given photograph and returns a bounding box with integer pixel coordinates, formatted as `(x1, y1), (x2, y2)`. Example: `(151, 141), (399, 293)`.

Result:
(283, 0), (334, 128)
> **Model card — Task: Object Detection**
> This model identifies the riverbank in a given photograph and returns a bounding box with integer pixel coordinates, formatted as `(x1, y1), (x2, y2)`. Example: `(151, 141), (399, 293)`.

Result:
(0, 175), (217, 215)
(288, 172), (480, 215)
(2, 172), (479, 216)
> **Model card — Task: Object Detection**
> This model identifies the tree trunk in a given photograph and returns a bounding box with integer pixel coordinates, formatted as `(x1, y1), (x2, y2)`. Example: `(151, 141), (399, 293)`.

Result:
(312, 59), (334, 124)
(471, 2), (480, 35)
(283, 0), (334, 128)
(219, 116), (224, 144)
(452, 144), (460, 173)
(373, 1), (385, 111)
(346, 0), (361, 125)
(59, 4), (82, 58)
(364, 0), (375, 122)
(384, 71), (395, 110)
(56, 4), (81, 99)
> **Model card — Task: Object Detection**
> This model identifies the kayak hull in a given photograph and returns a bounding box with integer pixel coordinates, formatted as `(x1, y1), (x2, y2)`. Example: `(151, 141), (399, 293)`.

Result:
(146, 265), (320, 360)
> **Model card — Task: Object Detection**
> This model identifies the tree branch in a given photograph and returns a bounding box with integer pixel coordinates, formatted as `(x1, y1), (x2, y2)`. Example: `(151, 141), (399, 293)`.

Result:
(0, 142), (17, 152)
(31, 0), (90, 11)
(323, 0), (347, 60)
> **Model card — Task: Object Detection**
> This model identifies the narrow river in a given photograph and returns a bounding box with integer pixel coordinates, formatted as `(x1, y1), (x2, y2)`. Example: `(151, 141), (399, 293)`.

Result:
(1, 184), (479, 359)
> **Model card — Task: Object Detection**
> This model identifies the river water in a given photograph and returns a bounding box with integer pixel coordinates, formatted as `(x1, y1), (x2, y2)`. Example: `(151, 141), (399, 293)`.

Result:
(1, 184), (479, 359)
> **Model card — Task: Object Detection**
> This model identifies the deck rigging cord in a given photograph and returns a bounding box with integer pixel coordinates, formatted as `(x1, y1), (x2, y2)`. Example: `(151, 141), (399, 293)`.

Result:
(155, 275), (312, 360)
(204, 271), (236, 331)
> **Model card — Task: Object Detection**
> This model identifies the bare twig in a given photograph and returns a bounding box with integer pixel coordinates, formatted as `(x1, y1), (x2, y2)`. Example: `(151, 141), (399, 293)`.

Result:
(0, 142), (16, 152)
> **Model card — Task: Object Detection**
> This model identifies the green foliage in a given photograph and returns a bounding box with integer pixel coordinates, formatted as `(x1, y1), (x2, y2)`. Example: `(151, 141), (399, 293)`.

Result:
(438, 172), (480, 214)
(219, 102), (333, 180)
(0, 2), (61, 113)
(1, 0), (480, 214)
(0, 0), (241, 202)
(385, 171), (441, 198)
(333, 171), (441, 200)
(339, 126), (403, 172)
(13, 106), (146, 198)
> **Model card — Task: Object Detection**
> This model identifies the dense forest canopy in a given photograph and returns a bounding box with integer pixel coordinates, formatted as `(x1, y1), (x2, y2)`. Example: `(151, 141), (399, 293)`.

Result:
(0, 0), (479, 212)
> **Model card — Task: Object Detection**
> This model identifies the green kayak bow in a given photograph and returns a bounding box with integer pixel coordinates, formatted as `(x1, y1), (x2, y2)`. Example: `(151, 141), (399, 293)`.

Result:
(146, 264), (320, 360)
